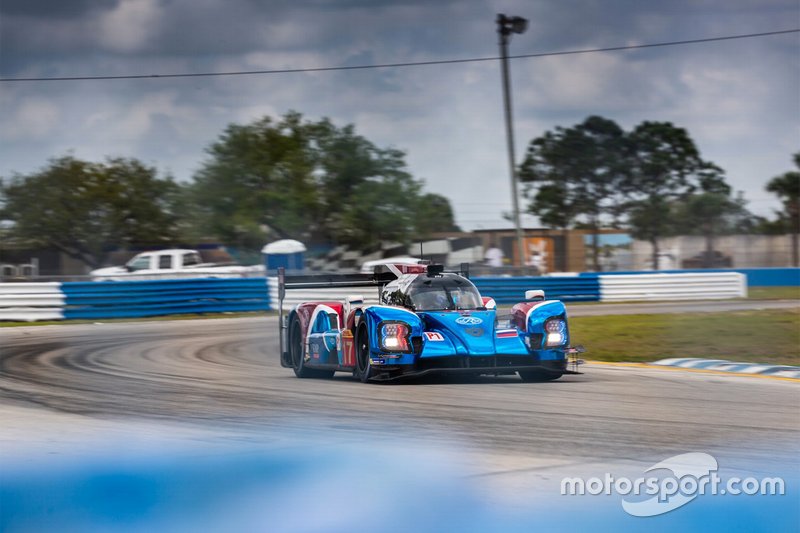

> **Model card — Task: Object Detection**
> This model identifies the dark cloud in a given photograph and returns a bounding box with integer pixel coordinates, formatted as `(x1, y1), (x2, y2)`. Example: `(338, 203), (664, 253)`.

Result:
(0, 0), (797, 226)
(0, 0), (119, 18)
(0, 0), (493, 71)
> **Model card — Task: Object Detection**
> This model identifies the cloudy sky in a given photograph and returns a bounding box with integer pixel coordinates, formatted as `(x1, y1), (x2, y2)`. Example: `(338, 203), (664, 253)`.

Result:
(1, 0), (798, 230)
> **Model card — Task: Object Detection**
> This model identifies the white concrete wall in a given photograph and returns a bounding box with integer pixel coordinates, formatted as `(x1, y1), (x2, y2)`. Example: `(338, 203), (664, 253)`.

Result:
(631, 234), (797, 270)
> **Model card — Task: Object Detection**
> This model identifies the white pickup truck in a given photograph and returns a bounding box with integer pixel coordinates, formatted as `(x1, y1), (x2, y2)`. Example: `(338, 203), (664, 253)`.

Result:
(90, 249), (263, 280)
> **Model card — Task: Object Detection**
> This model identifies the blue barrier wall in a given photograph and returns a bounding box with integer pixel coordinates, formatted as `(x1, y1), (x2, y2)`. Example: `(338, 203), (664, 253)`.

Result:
(728, 268), (800, 286)
(8, 268), (793, 322)
(61, 278), (270, 319)
(588, 268), (800, 287)
(472, 275), (600, 304)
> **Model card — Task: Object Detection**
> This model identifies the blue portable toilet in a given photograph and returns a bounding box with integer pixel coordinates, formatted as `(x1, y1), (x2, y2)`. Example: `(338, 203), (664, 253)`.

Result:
(262, 239), (306, 271)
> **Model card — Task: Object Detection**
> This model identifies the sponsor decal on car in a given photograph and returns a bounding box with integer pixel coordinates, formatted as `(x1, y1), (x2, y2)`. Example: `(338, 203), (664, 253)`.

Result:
(325, 336), (337, 351)
(424, 332), (445, 341)
(455, 316), (483, 326)
(465, 327), (484, 337)
(496, 329), (518, 338)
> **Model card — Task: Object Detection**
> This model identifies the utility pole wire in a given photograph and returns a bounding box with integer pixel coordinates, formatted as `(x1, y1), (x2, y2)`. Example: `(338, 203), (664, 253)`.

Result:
(1, 29), (797, 83)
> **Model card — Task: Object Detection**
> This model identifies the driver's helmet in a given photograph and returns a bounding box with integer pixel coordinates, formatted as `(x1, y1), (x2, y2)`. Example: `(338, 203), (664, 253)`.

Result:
(416, 290), (448, 310)
(453, 291), (479, 309)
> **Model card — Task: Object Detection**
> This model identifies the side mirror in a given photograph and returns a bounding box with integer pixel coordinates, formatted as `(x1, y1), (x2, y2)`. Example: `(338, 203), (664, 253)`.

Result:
(344, 295), (364, 319)
(345, 295), (364, 306)
(525, 289), (545, 301)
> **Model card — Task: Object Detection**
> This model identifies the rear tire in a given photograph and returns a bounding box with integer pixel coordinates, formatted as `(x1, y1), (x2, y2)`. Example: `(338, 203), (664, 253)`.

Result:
(518, 370), (562, 382)
(355, 325), (374, 383)
(289, 316), (334, 379)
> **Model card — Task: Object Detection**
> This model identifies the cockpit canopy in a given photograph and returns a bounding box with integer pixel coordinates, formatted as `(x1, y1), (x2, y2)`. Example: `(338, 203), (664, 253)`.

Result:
(381, 273), (483, 311)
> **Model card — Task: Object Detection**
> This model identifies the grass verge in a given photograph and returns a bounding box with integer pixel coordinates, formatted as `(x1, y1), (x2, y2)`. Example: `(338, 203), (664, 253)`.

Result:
(570, 308), (800, 366)
(747, 286), (800, 300)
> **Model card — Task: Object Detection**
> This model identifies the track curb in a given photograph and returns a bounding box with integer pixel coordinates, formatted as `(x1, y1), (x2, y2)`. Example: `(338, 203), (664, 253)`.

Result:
(587, 359), (800, 382)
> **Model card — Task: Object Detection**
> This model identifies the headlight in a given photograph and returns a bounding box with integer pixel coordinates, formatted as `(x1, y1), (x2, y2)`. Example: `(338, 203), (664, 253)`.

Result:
(544, 318), (567, 347)
(380, 321), (411, 352)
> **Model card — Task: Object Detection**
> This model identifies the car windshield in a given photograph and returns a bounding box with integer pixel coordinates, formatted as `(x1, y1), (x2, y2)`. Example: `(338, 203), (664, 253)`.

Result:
(409, 283), (483, 311)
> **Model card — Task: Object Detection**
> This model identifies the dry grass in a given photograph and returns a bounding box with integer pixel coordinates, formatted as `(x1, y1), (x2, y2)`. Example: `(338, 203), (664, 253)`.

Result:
(570, 308), (800, 365)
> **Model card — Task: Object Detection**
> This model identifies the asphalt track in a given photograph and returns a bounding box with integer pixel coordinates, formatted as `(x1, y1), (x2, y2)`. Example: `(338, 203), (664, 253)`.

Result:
(2, 313), (798, 504)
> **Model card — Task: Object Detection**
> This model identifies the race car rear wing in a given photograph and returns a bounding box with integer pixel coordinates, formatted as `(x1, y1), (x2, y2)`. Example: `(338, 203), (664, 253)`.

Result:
(276, 262), (470, 312)
(276, 263), (470, 365)
(277, 268), (396, 366)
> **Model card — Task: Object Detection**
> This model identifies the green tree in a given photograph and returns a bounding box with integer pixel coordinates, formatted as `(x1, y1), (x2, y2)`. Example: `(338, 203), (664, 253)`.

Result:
(187, 113), (318, 250)
(625, 121), (720, 269)
(337, 173), (421, 249)
(1, 155), (179, 268)
(518, 116), (628, 270)
(766, 152), (800, 266)
(412, 193), (460, 238)
(672, 164), (754, 266)
(189, 112), (457, 251)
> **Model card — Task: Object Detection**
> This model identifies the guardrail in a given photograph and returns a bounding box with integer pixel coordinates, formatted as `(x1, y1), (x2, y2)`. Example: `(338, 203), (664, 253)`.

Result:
(0, 278), (270, 321)
(598, 272), (747, 301)
(268, 271), (745, 307)
(0, 271), (754, 321)
(0, 282), (65, 321)
(62, 278), (270, 319)
(267, 276), (601, 308)
(594, 267), (799, 287)
(472, 275), (601, 304)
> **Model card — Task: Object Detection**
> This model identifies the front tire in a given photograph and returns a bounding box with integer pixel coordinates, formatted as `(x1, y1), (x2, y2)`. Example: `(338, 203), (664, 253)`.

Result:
(355, 325), (374, 383)
(518, 369), (562, 382)
(289, 316), (334, 379)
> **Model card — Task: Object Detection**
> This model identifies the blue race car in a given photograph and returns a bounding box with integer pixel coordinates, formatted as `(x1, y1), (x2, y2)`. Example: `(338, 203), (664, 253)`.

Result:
(278, 263), (582, 383)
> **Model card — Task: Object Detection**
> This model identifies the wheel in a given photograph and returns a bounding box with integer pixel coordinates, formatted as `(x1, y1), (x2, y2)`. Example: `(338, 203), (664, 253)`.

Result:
(289, 317), (334, 379)
(518, 369), (562, 382)
(355, 325), (374, 383)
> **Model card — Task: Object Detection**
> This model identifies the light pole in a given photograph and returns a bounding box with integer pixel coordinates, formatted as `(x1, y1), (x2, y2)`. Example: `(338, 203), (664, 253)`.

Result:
(496, 13), (528, 267)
